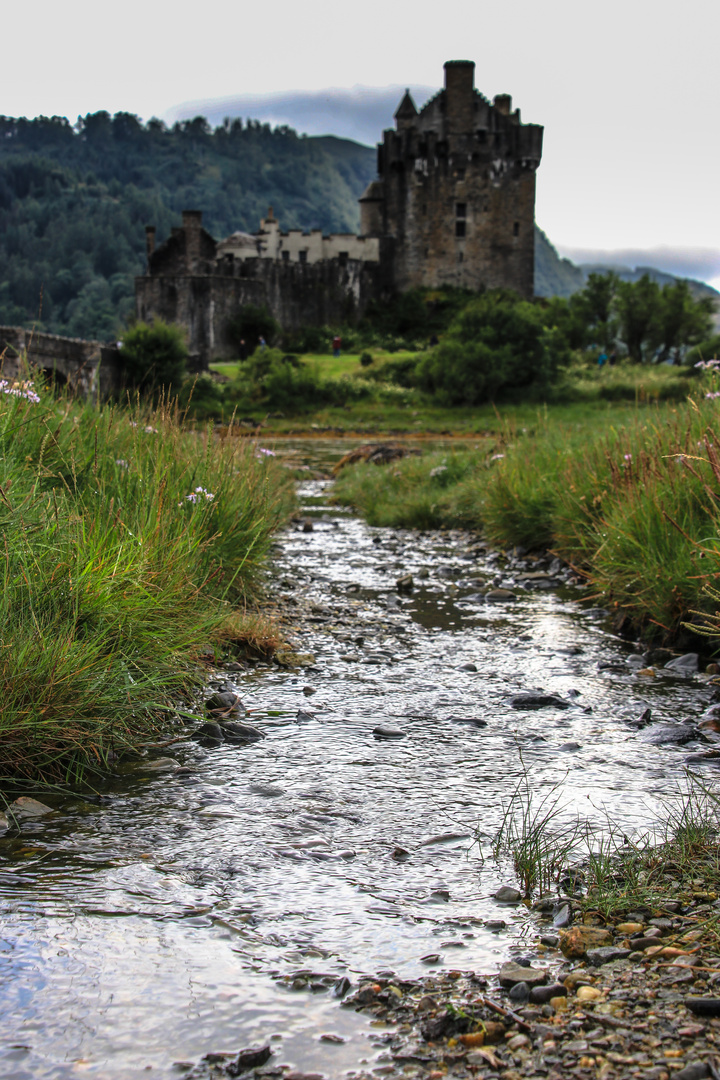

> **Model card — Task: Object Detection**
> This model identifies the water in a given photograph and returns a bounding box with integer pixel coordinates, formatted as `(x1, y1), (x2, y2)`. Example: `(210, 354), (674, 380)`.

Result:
(0, 439), (715, 1078)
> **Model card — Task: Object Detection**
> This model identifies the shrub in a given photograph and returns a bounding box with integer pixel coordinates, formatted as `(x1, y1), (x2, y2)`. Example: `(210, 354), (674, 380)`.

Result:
(226, 304), (279, 353)
(360, 351), (374, 367)
(119, 319), (188, 398)
(416, 292), (570, 405)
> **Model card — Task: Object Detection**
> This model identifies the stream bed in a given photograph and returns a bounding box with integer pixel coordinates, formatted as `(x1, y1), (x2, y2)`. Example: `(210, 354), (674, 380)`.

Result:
(0, 440), (717, 1079)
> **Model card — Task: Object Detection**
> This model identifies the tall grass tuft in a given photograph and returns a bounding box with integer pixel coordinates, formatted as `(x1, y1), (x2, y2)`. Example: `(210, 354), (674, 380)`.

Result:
(0, 379), (292, 784)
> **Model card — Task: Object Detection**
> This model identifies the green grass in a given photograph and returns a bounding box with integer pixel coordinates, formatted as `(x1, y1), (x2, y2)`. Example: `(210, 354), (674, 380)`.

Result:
(0, 379), (292, 786)
(331, 395), (720, 638)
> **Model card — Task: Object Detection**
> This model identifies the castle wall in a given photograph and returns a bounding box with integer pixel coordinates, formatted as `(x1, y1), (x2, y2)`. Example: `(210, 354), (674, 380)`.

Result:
(0, 326), (121, 397)
(135, 258), (385, 364)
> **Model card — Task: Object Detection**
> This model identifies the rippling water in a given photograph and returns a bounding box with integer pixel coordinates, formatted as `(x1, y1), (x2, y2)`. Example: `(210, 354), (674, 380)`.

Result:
(0, 439), (715, 1077)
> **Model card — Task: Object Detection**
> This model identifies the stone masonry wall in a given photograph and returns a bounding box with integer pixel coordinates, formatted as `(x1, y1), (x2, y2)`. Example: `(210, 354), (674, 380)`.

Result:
(0, 327), (122, 397)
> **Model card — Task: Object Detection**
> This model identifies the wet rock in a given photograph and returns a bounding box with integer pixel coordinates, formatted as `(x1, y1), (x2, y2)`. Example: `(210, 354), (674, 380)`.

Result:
(449, 716), (488, 728)
(296, 709), (316, 722)
(140, 757), (178, 772)
(373, 725), (406, 739)
(646, 647), (675, 665)
(192, 721), (225, 746)
(221, 722), (266, 744)
(559, 926), (612, 958)
(302, 519), (314, 533)
(274, 650), (316, 666)
(248, 784), (285, 797)
(8, 797), (54, 819)
(390, 846), (410, 860)
(586, 946), (632, 965)
(529, 982), (567, 1004)
(508, 693), (571, 710)
(498, 961), (548, 988)
(205, 691), (245, 717)
(0, 812), (8, 832)
(508, 981), (529, 1003)
(486, 920), (506, 931)
(486, 588), (516, 601)
(665, 653), (699, 673)
(639, 722), (697, 745)
(459, 662), (478, 672)
(558, 741), (582, 751)
(396, 575), (413, 592)
(674, 1064), (712, 1080)
(226, 1045), (272, 1075)
(552, 904), (572, 928)
(493, 885), (523, 904)
(301, 686), (316, 696)
(333, 976), (352, 998)
(627, 706), (653, 729)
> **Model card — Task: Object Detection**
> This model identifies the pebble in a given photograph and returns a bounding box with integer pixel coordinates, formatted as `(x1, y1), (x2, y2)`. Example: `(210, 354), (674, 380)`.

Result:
(8, 797), (54, 818)
(498, 961), (548, 988)
(372, 726), (406, 739)
(493, 885), (523, 903)
(508, 693), (571, 710)
(220, 721), (266, 744)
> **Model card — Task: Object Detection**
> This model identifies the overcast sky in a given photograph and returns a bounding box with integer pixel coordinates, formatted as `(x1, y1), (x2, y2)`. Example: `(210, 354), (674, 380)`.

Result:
(4, 0), (719, 287)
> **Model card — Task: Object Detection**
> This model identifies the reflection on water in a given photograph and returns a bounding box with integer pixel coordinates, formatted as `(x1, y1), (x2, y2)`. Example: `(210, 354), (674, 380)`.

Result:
(0, 439), (714, 1077)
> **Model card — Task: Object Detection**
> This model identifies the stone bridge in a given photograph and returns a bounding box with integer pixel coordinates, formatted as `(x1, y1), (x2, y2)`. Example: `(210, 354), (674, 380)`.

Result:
(0, 327), (122, 397)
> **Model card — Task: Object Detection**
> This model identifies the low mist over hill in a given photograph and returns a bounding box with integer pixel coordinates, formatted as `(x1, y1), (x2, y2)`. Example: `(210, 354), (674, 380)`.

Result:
(0, 111), (716, 341)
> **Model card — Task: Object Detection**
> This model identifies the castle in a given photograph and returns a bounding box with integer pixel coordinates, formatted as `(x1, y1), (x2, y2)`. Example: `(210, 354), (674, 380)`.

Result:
(135, 61), (542, 366)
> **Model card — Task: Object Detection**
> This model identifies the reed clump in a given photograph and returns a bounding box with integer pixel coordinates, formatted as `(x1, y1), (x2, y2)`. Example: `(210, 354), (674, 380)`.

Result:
(331, 397), (720, 638)
(0, 378), (292, 784)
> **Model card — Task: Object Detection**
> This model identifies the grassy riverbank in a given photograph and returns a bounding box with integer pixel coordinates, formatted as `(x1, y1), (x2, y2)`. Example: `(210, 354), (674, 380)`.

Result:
(331, 396), (720, 640)
(0, 381), (291, 785)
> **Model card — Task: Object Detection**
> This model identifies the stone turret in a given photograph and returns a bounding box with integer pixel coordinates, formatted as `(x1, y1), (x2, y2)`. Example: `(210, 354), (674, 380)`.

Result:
(359, 59), (543, 297)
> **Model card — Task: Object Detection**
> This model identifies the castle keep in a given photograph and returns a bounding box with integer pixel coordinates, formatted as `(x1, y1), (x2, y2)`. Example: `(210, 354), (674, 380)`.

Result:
(135, 61), (542, 366)
(361, 60), (543, 297)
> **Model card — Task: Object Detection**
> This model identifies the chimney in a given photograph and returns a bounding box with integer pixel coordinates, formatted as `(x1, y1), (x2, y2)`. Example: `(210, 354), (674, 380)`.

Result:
(443, 60), (475, 133)
(145, 225), (156, 264)
(493, 94), (512, 117)
(182, 210), (203, 272)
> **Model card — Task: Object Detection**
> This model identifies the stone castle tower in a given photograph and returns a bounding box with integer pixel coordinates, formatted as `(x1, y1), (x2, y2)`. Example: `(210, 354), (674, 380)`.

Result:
(360, 60), (543, 298)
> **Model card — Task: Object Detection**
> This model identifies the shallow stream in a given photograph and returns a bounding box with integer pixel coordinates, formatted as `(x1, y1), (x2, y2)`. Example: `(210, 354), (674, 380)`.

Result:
(0, 439), (716, 1078)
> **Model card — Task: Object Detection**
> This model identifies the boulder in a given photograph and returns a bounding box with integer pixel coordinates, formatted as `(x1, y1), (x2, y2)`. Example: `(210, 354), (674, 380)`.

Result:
(559, 926), (612, 959)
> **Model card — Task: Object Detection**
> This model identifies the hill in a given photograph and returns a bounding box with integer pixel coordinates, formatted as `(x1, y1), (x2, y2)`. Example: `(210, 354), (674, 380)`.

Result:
(0, 113), (376, 340)
(1, 111), (716, 341)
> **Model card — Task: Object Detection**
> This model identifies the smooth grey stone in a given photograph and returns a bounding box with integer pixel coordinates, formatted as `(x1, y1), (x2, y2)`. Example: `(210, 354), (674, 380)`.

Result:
(509, 693), (570, 710)
(498, 962), (547, 988)
(372, 726), (406, 738)
(296, 709), (316, 722)
(639, 723), (697, 745)
(552, 904), (572, 928)
(529, 982), (567, 1004)
(450, 716), (488, 728)
(192, 721), (224, 746)
(8, 797), (54, 819)
(248, 784), (284, 796)
(221, 721), (266, 743)
(684, 998), (720, 1018)
(0, 813), (8, 832)
(205, 690), (244, 715)
(459, 662), (478, 672)
(493, 886), (523, 903)
(586, 946), (632, 965)
(140, 757), (178, 772)
(665, 653), (699, 673)
(508, 981), (529, 1002)
(559, 742), (582, 751)
(485, 919), (506, 931)
(674, 1063), (711, 1080)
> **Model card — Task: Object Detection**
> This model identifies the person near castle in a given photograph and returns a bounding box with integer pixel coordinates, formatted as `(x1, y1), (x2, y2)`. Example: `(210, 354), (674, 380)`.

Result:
(332, 335), (342, 358)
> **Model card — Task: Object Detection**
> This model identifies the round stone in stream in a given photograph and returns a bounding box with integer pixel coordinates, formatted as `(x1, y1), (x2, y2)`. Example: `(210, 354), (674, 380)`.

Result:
(373, 726), (406, 739)
(493, 886), (523, 903)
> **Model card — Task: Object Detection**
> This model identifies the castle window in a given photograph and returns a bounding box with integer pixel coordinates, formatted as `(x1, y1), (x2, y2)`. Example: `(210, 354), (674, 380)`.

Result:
(456, 167), (465, 181)
(458, 251), (464, 263)
(456, 203), (467, 218)
(299, 250), (307, 263)
(281, 250), (290, 261)
(477, 129), (487, 143)
(455, 220), (466, 238)
(338, 251), (349, 266)
(513, 222), (520, 237)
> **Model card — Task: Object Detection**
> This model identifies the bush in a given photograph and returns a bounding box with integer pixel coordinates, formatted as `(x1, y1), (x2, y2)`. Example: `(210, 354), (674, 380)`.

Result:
(360, 351), (374, 367)
(119, 319), (188, 398)
(416, 292), (570, 405)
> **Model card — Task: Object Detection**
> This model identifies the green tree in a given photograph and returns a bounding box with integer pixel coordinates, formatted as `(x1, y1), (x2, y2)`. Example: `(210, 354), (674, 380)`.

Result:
(615, 275), (661, 362)
(651, 281), (715, 363)
(119, 320), (188, 398)
(417, 292), (570, 405)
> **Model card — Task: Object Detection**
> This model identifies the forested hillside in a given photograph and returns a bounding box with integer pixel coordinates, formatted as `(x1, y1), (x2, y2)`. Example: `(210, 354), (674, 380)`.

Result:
(1, 111), (716, 341)
(0, 113), (376, 340)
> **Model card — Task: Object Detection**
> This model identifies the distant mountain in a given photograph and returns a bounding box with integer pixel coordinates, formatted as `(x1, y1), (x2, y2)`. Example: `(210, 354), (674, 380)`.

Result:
(167, 86), (436, 148)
